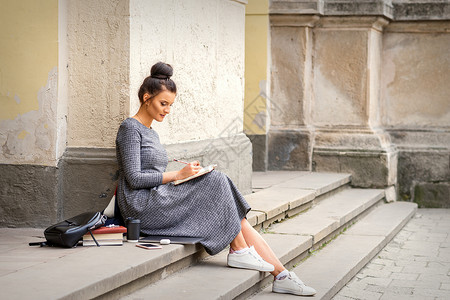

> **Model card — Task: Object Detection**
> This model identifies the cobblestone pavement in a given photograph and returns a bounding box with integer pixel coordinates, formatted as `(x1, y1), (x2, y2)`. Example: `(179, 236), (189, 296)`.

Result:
(333, 209), (450, 300)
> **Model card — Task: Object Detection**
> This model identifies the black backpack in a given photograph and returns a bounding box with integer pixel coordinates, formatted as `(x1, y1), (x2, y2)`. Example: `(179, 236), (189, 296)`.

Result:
(41, 212), (106, 247)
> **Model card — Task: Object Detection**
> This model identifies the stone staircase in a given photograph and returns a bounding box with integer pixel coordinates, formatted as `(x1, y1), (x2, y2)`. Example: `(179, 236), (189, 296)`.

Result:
(1, 171), (417, 300)
(119, 171), (416, 300)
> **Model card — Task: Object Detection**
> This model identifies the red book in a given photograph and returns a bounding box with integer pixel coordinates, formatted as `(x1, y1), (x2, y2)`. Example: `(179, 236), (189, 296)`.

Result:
(90, 225), (127, 234)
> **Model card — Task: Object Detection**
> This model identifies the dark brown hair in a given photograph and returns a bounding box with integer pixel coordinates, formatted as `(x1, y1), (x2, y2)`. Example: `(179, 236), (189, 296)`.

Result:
(138, 62), (177, 104)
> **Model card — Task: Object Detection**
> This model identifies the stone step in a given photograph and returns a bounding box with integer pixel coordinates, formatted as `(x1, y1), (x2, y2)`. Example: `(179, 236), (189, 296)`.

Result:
(247, 172), (352, 229)
(250, 201), (418, 300)
(1, 238), (203, 300)
(122, 234), (313, 300)
(0, 171), (351, 300)
(268, 188), (385, 247)
(121, 187), (385, 299)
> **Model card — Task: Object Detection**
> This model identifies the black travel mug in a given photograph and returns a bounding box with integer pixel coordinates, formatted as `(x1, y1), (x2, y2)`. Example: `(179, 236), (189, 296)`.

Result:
(127, 218), (141, 242)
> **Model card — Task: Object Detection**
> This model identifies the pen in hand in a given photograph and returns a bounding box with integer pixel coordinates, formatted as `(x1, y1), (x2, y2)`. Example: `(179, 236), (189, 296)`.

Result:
(173, 159), (190, 164)
(173, 159), (202, 179)
(173, 159), (201, 169)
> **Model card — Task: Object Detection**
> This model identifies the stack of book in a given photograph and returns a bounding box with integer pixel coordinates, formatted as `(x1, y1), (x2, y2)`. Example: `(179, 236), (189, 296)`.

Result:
(82, 225), (127, 246)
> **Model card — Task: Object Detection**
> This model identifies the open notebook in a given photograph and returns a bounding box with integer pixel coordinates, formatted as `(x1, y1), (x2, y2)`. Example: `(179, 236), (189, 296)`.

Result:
(172, 164), (217, 185)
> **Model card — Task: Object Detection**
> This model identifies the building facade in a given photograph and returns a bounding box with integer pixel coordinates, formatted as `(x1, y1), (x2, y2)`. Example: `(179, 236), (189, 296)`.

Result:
(1, 0), (449, 228)
(0, 0), (251, 227)
(244, 0), (450, 207)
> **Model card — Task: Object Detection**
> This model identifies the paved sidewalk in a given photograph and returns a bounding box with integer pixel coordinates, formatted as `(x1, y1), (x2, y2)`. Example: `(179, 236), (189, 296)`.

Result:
(333, 209), (450, 300)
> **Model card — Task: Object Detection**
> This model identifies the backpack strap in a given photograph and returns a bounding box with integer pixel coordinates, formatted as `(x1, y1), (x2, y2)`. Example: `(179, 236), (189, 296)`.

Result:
(88, 229), (100, 247)
(29, 241), (49, 247)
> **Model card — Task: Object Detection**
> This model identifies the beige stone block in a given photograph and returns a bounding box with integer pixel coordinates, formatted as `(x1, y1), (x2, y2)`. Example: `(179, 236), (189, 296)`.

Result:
(382, 28), (450, 128)
(313, 29), (368, 126)
(313, 149), (398, 187)
(270, 26), (309, 126)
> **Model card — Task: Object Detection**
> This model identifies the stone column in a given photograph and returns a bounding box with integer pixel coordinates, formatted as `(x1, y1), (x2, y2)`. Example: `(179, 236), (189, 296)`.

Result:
(268, 0), (398, 190)
(61, 0), (130, 218)
(311, 16), (398, 189)
(268, 14), (319, 171)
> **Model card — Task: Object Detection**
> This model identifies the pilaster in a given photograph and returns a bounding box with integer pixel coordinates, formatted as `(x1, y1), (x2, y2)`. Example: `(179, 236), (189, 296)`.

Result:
(311, 16), (397, 188)
(268, 15), (319, 171)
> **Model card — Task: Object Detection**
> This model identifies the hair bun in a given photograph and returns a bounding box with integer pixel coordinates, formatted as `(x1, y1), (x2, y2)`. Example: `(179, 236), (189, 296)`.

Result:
(150, 62), (173, 80)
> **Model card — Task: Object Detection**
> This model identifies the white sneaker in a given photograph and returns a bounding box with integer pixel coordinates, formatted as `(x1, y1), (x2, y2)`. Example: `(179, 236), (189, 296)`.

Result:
(272, 272), (316, 296)
(227, 246), (275, 272)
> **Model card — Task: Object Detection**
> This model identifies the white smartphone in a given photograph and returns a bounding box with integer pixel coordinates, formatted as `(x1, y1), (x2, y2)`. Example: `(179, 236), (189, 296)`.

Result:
(136, 243), (162, 250)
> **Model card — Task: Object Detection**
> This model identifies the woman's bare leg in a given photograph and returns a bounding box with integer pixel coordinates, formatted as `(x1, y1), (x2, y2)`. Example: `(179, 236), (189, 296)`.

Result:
(240, 218), (285, 276)
(230, 230), (249, 251)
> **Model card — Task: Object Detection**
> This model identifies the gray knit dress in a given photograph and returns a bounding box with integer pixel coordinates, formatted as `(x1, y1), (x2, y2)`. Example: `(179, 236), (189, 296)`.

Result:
(116, 118), (251, 255)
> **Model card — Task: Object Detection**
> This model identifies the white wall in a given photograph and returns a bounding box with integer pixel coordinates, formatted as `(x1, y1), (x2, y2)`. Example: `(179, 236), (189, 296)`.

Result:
(66, 0), (130, 148)
(2, 0), (247, 163)
(130, 0), (246, 145)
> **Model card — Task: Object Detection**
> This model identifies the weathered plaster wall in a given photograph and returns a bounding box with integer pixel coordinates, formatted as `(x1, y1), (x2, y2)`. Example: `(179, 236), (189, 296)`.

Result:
(130, 0), (246, 145)
(0, 0), (60, 226)
(66, 0), (130, 148)
(0, 0), (59, 166)
(66, 0), (247, 148)
(57, 0), (69, 161)
(59, 0), (252, 221)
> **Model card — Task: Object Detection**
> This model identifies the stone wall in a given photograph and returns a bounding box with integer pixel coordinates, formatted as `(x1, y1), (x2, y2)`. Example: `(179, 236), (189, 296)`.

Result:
(251, 0), (450, 206)
(382, 21), (450, 206)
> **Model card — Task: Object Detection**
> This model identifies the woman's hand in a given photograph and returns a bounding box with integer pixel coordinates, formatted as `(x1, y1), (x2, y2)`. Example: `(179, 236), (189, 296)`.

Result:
(176, 161), (201, 180)
(161, 161), (202, 184)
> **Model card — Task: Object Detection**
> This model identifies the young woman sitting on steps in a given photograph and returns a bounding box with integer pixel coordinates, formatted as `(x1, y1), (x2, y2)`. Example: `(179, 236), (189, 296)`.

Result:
(115, 62), (316, 296)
